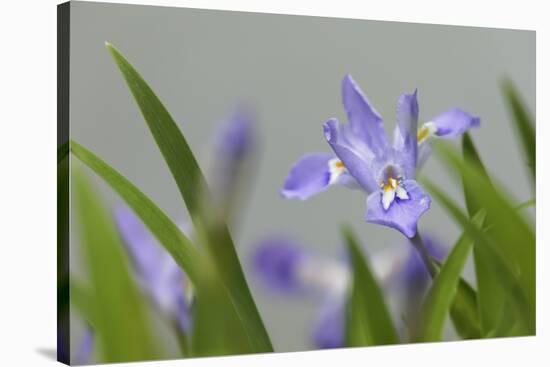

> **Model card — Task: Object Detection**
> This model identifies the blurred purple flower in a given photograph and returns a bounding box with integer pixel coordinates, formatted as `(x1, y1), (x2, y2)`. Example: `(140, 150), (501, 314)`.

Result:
(115, 206), (192, 334)
(214, 107), (256, 160)
(312, 297), (346, 349)
(209, 106), (258, 222)
(252, 234), (447, 348)
(252, 236), (306, 292)
(108, 108), (256, 339)
(281, 75), (479, 238)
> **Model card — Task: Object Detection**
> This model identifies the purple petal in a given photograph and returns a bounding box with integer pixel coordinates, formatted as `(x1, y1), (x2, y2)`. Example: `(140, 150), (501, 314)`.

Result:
(75, 327), (94, 365)
(252, 236), (306, 293)
(210, 107), (257, 216)
(393, 90), (419, 179)
(114, 206), (165, 280)
(281, 153), (334, 200)
(431, 108), (480, 138)
(114, 206), (190, 333)
(312, 297), (345, 349)
(365, 180), (431, 238)
(323, 118), (381, 193)
(214, 106), (256, 160)
(341, 74), (388, 157)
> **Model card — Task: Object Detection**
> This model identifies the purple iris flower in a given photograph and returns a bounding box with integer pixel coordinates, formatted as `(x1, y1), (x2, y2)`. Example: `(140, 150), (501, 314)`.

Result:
(252, 234), (447, 348)
(282, 75), (479, 238)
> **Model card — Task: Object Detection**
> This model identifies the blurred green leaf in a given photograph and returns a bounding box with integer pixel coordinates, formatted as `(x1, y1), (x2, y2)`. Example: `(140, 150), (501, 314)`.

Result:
(485, 300), (524, 338)
(70, 142), (259, 355)
(502, 79), (536, 182)
(70, 140), (202, 283)
(515, 198), (535, 211)
(105, 43), (272, 353)
(190, 260), (259, 356)
(462, 134), (506, 336)
(417, 211), (485, 342)
(343, 225), (399, 346)
(462, 133), (491, 216)
(423, 175), (534, 335)
(73, 166), (159, 362)
(70, 278), (98, 330)
(449, 278), (482, 339)
(431, 258), (482, 340)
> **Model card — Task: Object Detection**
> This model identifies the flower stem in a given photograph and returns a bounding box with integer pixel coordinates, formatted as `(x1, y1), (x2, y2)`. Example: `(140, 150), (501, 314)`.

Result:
(410, 231), (437, 278)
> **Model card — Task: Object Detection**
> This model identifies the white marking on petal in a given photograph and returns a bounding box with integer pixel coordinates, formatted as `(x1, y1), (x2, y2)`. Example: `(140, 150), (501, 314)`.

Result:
(382, 187), (396, 210)
(395, 186), (409, 200)
(417, 121), (438, 145)
(328, 158), (347, 184)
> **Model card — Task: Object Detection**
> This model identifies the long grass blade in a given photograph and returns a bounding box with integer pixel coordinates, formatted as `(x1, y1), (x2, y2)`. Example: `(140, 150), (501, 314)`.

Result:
(417, 211), (485, 341)
(70, 140), (202, 282)
(73, 167), (159, 362)
(343, 225), (399, 346)
(501, 79), (536, 182)
(105, 43), (272, 352)
(423, 177), (534, 334)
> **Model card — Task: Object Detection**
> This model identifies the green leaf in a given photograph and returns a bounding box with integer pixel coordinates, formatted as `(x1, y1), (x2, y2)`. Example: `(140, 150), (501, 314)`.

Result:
(423, 176), (534, 335)
(190, 261), (259, 356)
(70, 141), (262, 355)
(462, 133), (491, 216)
(70, 278), (98, 330)
(343, 225), (399, 346)
(431, 258), (482, 340)
(449, 278), (482, 339)
(73, 166), (160, 362)
(462, 135), (507, 336)
(515, 198), (535, 211)
(70, 140), (202, 283)
(105, 43), (272, 353)
(417, 211), (485, 342)
(501, 79), (536, 182)
(436, 144), (535, 315)
(106, 42), (205, 216)
(70, 145), (264, 357)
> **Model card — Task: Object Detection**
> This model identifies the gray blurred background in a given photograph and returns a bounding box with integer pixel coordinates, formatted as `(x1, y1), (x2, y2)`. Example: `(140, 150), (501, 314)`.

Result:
(68, 0), (535, 356)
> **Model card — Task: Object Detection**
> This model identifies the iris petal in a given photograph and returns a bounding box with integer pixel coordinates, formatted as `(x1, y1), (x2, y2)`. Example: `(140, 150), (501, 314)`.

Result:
(365, 180), (431, 238)
(281, 153), (353, 200)
(324, 118), (381, 193)
(393, 90), (419, 179)
(341, 74), (388, 157)
(431, 108), (480, 138)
